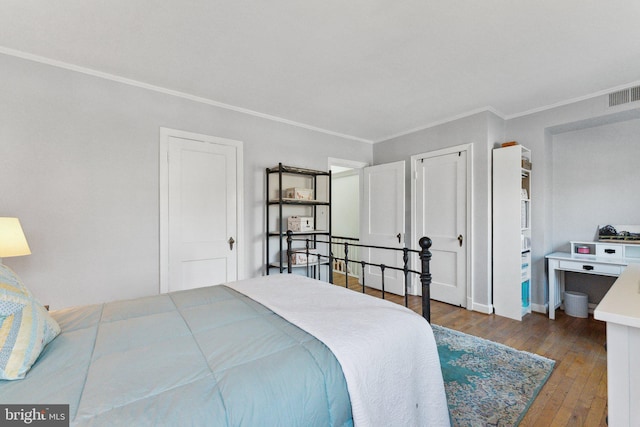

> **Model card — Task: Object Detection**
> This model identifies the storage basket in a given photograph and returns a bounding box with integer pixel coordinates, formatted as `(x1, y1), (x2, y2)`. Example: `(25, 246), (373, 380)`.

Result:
(284, 187), (313, 200)
(521, 280), (530, 308)
(564, 291), (588, 318)
(287, 216), (314, 232)
(290, 249), (319, 265)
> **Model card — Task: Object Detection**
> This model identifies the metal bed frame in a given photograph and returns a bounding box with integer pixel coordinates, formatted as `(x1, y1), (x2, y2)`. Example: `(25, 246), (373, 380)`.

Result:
(285, 230), (434, 322)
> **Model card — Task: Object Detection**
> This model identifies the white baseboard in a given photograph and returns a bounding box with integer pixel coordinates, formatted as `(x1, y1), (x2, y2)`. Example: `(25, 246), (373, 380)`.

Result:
(471, 302), (493, 314)
(466, 302), (548, 317)
(531, 303), (547, 314)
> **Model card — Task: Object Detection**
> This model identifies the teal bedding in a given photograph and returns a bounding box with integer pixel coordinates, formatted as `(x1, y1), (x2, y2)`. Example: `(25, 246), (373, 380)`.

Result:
(0, 285), (353, 426)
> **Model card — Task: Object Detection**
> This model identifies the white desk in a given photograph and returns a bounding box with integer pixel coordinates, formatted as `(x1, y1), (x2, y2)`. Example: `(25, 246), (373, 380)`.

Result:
(545, 252), (630, 320)
(594, 264), (640, 426)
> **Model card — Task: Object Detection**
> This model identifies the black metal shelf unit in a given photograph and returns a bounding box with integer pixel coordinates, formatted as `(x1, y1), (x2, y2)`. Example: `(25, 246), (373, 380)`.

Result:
(266, 163), (332, 276)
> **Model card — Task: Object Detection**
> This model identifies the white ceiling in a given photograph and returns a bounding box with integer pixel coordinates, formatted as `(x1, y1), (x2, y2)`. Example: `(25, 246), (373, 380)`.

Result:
(1, 1), (639, 143)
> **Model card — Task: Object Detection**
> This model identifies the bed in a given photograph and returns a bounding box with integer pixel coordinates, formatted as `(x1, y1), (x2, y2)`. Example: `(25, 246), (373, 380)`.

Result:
(0, 242), (449, 426)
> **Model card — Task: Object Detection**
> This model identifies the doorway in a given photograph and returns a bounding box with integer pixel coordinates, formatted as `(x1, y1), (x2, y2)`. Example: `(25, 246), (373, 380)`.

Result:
(159, 128), (244, 293)
(329, 158), (366, 282)
(411, 144), (472, 306)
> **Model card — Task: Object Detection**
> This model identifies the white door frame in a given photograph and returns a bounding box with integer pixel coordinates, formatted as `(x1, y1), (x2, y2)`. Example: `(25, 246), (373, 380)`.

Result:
(159, 127), (244, 293)
(410, 143), (473, 306)
(328, 157), (368, 216)
(328, 157), (369, 171)
(328, 158), (368, 279)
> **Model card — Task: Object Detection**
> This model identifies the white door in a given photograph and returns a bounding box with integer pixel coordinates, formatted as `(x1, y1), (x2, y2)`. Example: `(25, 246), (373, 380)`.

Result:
(415, 150), (467, 306)
(360, 161), (405, 295)
(160, 129), (243, 293)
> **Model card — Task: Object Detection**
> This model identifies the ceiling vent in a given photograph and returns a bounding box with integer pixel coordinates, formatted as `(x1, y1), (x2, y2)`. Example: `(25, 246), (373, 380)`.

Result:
(631, 85), (640, 102)
(609, 85), (640, 107)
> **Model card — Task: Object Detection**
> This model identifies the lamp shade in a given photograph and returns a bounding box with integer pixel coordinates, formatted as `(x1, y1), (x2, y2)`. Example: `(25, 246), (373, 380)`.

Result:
(0, 217), (32, 258)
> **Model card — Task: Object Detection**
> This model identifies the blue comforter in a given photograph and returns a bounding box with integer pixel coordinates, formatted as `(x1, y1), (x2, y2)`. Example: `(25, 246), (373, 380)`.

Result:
(0, 285), (353, 426)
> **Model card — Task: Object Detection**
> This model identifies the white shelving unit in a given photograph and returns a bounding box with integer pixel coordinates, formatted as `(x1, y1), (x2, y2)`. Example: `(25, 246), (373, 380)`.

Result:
(493, 144), (532, 320)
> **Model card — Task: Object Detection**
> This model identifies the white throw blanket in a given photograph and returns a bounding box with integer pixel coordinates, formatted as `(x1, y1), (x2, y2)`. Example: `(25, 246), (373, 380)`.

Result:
(228, 274), (450, 427)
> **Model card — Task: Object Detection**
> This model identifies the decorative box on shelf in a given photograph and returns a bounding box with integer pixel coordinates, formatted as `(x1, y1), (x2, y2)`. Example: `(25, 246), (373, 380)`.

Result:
(290, 249), (319, 265)
(284, 187), (314, 201)
(287, 216), (314, 232)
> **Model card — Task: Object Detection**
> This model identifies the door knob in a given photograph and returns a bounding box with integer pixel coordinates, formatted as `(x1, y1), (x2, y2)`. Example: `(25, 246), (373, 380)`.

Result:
(397, 233), (402, 243)
(228, 237), (235, 250)
(457, 234), (463, 247)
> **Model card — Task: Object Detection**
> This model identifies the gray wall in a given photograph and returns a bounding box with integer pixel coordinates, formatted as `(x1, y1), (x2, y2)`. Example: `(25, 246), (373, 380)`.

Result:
(373, 111), (501, 312)
(551, 118), (640, 248)
(550, 118), (640, 304)
(505, 96), (640, 310)
(373, 98), (640, 315)
(0, 54), (371, 309)
(4, 50), (640, 315)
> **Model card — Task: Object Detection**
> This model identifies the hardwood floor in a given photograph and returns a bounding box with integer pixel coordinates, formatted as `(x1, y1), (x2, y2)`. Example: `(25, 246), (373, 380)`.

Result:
(331, 274), (608, 426)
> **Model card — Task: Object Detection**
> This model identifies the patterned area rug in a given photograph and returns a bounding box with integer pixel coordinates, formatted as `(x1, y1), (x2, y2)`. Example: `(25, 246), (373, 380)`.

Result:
(432, 325), (555, 426)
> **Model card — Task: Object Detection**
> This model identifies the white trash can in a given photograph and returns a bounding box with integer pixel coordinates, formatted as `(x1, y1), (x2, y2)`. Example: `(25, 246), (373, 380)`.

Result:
(564, 291), (588, 318)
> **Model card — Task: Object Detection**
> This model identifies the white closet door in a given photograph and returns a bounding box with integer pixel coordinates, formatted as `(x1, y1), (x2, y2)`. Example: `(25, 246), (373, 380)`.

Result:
(415, 151), (467, 307)
(360, 161), (405, 295)
(160, 129), (242, 293)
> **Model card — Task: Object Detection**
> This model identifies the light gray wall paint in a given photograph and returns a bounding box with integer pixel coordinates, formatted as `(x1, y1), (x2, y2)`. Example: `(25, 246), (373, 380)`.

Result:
(551, 119), (640, 247)
(505, 96), (640, 310)
(374, 97), (640, 316)
(550, 118), (640, 304)
(0, 54), (371, 309)
(372, 111), (501, 311)
(4, 50), (640, 316)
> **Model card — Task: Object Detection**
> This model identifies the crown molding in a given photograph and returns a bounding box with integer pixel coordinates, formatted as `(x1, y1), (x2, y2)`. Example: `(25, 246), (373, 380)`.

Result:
(4, 46), (639, 145)
(374, 106), (505, 143)
(505, 80), (640, 120)
(0, 47), (373, 144)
